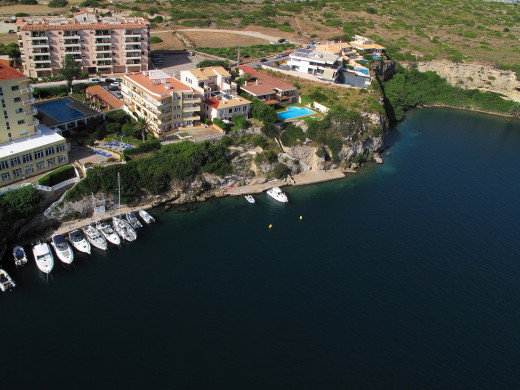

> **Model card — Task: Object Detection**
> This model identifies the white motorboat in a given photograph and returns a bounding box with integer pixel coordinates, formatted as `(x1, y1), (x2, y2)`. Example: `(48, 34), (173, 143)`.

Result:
(82, 225), (108, 251)
(0, 269), (15, 292)
(245, 195), (256, 204)
(12, 246), (28, 267)
(32, 242), (54, 274)
(68, 230), (91, 254)
(139, 209), (155, 224)
(96, 221), (121, 246)
(112, 216), (137, 242)
(267, 186), (288, 203)
(126, 212), (143, 229)
(51, 234), (74, 265)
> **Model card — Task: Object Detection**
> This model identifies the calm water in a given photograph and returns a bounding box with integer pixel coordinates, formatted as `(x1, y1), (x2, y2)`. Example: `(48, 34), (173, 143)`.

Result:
(34, 98), (86, 122)
(2, 108), (520, 389)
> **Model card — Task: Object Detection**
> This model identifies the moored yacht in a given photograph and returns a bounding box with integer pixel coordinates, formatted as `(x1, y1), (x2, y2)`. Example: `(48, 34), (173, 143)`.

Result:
(0, 269), (15, 292)
(267, 186), (288, 203)
(12, 246), (28, 267)
(139, 209), (155, 224)
(126, 212), (143, 229)
(82, 225), (108, 251)
(245, 195), (256, 204)
(32, 242), (54, 274)
(68, 230), (91, 254)
(51, 234), (74, 265)
(96, 221), (121, 246)
(112, 216), (137, 242)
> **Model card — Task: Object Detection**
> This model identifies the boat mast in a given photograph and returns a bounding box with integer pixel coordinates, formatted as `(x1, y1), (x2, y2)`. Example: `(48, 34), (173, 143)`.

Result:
(118, 172), (121, 219)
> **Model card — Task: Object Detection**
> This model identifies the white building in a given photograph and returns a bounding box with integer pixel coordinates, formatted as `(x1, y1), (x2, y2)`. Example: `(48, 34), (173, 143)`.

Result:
(286, 48), (344, 82)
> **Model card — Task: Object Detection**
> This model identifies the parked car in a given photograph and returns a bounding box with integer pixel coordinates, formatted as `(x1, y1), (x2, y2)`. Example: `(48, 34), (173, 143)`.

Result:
(104, 78), (114, 84)
(88, 77), (102, 83)
(269, 41), (276, 45)
(110, 82), (120, 87)
(115, 92), (122, 99)
(284, 52), (292, 56)
(274, 54), (284, 59)
(114, 77), (123, 83)
(259, 58), (268, 62)
(277, 38), (286, 43)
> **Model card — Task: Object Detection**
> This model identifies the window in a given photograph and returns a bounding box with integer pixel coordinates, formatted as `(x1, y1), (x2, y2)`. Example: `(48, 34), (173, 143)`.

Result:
(22, 153), (32, 163)
(12, 168), (22, 178)
(0, 87), (3, 96)
(36, 161), (45, 171)
(34, 150), (43, 159)
(1, 172), (10, 182)
(17, 119), (25, 125)
(14, 97), (21, 103)
(25, 165), (33, 175)
(58, 155), (66, 163)
(56, 144), (65, 153)
(0, 160), (8, 171)
(1, 99), (5, 108)
(45, 146), (55, 156)
(11, 85), (19, 91)
(15, 108), (22, 113)
(47, 158), (55, 167)
(19, 130), (27, 136)
(3, 110), (7, 119)
(10, 157), (20, 167)
(6, 122), (10, 130)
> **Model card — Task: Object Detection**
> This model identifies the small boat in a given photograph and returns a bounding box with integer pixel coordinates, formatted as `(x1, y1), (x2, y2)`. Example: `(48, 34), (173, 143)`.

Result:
(245, 195), (256, 204)
(82, 225), (108, 251)
(32, 242), (54, 274)
(12, 246), (28, 267)
(0, 269), (15, 292)
(267, 186), (288, 203)
(126, 212), (143, 229)
(96, 221), (121, 246)
(139, 209), (155, 224)
(68, 230), (91, 254)
(51, 234), (74, 265)
(112, 216), (137, 242)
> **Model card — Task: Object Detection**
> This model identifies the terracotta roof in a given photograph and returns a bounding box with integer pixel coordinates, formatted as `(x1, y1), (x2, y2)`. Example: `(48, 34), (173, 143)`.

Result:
(205, 94), (251, 110)
(186, 66), (230, 80)
(86, 85), (124, 109)
(19, 21), (148, 31)
(123, 72), (192, 99)
(0, 60), (27, 81)
(73, 10), (96, 15)
(237, 65), (296, 96)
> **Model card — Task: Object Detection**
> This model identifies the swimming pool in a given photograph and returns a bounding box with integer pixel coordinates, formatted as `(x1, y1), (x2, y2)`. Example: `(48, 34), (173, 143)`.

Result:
(34, 98), (86, 122)
(355, 68), (369, 75)
(277, 106), (316, 120)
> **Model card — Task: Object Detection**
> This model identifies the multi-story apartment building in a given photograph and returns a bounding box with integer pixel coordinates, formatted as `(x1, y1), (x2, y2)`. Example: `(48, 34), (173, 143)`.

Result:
(121, 70), (201, 138)
(17, 10), (150, 78)
(0, 60), (68, 187)
(180, 66), (250, 121)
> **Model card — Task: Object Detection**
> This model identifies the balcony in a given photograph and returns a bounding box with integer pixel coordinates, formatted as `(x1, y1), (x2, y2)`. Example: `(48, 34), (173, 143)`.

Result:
(26, 120), (39, 127)
(31, 41), (49, 48)
(30, 35), (47, 40)
(95, 48), (112, 54)
(95, 31), (111, 37)
(64, 42), (81, 48)
(20, 86), (35, 94)
(63, 32), (79, 37)
(125, 59), (141, 65)
(22, 98), (36, 105)
(24, 108), (37, 116)
(124, 31), (142, 38)
(34, 58), (51, 64)
(97, 64), (112, 69)
(183, 97), (201, 104)
(184, 115), (200, 121)
(125, 47), (141, 52)
(183, 105), (200, 112)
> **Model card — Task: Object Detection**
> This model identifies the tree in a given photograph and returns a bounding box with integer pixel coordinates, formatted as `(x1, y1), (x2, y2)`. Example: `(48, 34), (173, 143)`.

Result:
(59, 54), (82, 93)
(122, 122), (138, 138)
(135, 117), (150, 142)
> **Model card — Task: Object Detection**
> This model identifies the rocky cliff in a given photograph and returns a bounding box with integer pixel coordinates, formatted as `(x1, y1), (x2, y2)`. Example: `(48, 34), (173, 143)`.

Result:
(416, 61), (520, 103)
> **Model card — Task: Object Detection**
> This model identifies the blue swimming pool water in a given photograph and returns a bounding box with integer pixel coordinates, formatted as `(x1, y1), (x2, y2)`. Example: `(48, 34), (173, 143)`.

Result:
(277, 106), (316, 120)
(34, 98), (86, 122)
(356, 68), (369, 75)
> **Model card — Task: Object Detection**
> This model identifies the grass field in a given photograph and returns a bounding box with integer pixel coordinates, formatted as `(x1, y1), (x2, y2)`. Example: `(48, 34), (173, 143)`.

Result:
(149, 31), (186, 51)
(182, 31), (269, 48)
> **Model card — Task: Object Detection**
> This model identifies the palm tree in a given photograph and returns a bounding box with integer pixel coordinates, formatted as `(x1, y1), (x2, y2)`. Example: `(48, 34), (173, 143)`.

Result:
(510, 104), (520, 119)
(136, 117), (150, 142)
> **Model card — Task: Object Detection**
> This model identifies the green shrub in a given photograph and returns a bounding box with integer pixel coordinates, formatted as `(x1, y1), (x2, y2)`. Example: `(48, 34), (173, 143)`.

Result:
(38, 165), (75, 187)
(273, 163), (290, 179)
(19, 0), (38, 4)
(48, 0), (68, 7)
(150, 36), (163, 43)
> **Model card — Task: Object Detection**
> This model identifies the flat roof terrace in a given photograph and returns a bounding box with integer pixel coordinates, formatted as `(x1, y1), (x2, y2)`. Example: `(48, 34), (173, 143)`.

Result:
(34, 97), (99, 127)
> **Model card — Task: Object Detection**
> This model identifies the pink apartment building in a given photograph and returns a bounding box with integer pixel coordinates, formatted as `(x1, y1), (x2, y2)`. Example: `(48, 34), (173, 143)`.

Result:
(17, 11), (150, 79)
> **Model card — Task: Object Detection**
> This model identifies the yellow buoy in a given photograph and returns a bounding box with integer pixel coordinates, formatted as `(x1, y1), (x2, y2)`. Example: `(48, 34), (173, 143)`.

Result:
(269, 224), (272, 229)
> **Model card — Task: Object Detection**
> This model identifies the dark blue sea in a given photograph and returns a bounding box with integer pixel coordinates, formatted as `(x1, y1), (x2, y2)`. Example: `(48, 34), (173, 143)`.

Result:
(2, 108), (520, 389)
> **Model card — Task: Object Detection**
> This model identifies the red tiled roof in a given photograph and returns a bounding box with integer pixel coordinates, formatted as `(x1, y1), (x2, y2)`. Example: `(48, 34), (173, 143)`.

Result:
(237, 65), (296, 96)
(0, 60), (27, 81)
(86, 85), (124, 109)
(124, 72), (191, 98)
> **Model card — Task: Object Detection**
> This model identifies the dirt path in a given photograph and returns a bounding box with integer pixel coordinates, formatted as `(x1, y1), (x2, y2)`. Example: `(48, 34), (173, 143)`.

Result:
(154, 29), (304, 45)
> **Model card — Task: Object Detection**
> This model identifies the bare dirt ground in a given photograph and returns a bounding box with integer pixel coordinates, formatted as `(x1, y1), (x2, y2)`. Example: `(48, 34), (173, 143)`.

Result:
(181, 31), (270, 48)
(0, 33), (18, 45)
(149, 31), (186, 51)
